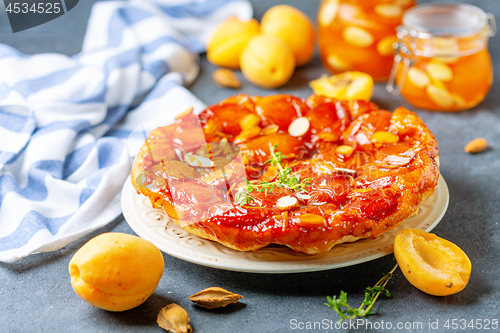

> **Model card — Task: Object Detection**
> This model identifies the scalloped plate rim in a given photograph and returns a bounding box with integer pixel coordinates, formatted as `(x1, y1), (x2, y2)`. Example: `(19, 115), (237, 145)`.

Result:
(122, 176), (449, 273)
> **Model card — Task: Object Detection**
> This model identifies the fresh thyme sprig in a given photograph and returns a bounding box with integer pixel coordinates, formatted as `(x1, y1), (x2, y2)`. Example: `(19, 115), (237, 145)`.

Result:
(234, 182), (256, 206)
(325, 264), (399, 323)
(266, 144), (311, 192)
(234, 144), (311, 206)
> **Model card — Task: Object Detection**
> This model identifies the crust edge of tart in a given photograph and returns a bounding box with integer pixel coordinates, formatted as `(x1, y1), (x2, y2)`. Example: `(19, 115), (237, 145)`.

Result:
(164, 195), (432, 255)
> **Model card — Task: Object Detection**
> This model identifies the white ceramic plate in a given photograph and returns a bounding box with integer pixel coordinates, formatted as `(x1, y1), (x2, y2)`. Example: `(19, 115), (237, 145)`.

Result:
(122, 176), (449, 273)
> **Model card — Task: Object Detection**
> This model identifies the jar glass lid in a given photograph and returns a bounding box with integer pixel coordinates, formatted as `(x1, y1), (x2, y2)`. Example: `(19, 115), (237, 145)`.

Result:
(403, 2), (488, 37)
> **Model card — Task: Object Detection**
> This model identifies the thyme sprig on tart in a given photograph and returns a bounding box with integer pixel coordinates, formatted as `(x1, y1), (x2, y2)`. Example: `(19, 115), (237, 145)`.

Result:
(234, 144), (311, 206)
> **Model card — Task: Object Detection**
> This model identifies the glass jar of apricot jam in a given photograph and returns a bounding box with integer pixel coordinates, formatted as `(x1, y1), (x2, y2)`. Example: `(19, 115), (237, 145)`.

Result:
(317, 0), (416, 81)
(387, 3), (496, 111)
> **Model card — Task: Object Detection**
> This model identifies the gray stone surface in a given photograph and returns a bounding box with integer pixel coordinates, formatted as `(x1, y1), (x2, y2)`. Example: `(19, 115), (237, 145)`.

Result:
(1, 0), (499, 332)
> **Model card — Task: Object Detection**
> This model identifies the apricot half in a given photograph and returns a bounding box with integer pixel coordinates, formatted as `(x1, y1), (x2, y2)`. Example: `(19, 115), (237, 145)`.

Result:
(394, 229), (471, 296)
(309, 71), (374, 101)
(69, 233), (164, 311)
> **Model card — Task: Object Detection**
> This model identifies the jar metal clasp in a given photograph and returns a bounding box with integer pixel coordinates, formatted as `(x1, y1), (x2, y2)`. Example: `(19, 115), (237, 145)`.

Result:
(487, 13), (497, 37)
(387, 27), (417, 95)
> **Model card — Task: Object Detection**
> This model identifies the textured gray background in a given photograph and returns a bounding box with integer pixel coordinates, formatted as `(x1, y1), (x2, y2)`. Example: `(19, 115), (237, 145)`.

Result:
(1, 0), (499, 332)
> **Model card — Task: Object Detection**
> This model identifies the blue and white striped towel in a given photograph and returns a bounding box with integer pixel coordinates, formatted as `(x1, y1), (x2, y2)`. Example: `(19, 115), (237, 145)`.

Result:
(0, 0), (252, 262)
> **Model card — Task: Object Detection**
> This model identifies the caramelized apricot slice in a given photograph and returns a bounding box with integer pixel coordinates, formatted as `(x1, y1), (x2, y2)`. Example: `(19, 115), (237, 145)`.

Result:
(201, 104), (251, 136)
(220, 94), (257, 112)
(345, 188), (397, 221)
(394, 229), (471, 296)
(256, 95), (308, 131)
(240, 133), (307, 163)
(343, 110), (392, 150)
(306, 102), (341, 134)
(308, 180), (349, 207)
(339, 99), (379, 120)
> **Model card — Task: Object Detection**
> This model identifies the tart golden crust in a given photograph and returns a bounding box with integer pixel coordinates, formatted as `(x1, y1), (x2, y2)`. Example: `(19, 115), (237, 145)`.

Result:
(131, 94), (439, 254)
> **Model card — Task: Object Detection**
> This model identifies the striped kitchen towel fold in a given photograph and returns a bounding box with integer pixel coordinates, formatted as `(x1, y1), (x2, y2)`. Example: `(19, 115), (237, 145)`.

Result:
(0, 0), (252, 262)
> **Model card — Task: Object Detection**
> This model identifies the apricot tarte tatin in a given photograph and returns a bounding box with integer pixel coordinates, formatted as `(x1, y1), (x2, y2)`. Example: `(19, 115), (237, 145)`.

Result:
(131, 94), (439, 254)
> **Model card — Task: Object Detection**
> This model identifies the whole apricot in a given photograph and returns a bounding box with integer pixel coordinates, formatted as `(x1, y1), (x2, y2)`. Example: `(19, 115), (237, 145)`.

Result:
(261, 5), (315, 66)
(240, 35), (296, 89)
(394, 229), (471, 296)
(207, 17), (260, 69)
(69, 233), (164, 311)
